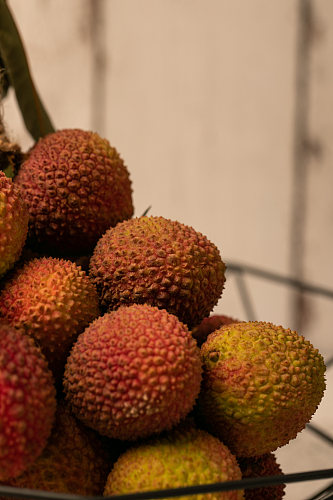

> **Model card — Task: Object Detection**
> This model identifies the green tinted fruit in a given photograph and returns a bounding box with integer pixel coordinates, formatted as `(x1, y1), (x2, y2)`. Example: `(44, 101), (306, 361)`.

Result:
(104, 425), (244, 499)
(197, 321), (326, 456)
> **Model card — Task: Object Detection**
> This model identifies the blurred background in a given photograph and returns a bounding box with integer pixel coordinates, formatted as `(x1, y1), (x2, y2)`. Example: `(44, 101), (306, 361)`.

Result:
(1, 0), (332, 498)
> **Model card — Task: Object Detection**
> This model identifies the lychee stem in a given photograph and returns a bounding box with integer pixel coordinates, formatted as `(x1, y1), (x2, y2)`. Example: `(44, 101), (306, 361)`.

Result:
(0, 0), (55, 141)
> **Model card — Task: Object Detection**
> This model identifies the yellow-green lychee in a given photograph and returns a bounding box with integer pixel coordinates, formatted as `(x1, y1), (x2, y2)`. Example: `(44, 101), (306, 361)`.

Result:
(14, 128), (133, 255)
(197, 321), (326, 457)
(104, 425), (244, 499)
(0, 257), (100, 380)
(89, 216), (226, 328)
(64, 304), (202, 440)
(0, 171), (29, 278)
(0, 322), (56, 481)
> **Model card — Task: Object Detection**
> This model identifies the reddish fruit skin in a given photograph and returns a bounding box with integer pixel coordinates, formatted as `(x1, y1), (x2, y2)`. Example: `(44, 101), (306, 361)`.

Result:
(192, 314), (241, 346)
(0, 323), (56, 481)
(2, 401), (110, 496)
(14, 128), (133, 255)
(0, 257), (100, 381)
(89, 216), (226, 328)
(64, 304), (202, 440)
(238, 453), (285, 500)
(0, 171), (29, 277)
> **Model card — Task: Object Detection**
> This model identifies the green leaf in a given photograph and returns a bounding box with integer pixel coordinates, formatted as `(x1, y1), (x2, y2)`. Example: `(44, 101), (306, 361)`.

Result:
(2, 162), (14, 178)
(0, 0), (55, 141)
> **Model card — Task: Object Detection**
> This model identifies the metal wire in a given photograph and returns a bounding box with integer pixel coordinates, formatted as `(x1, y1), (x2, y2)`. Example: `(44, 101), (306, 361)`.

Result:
(306, 482), (333, 500)
(1, 469), (333, 500)
(226, 261), (333, 299)
(233, 270), (257, 321)
(306, 423), (333, 447)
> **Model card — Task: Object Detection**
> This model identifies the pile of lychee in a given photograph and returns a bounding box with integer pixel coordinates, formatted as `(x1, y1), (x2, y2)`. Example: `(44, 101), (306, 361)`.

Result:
(0, 128), (326, 500)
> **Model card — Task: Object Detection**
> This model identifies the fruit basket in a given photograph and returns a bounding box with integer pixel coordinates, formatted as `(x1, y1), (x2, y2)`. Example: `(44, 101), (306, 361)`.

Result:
(0, 261), (332, 500)
(0, 469), (332, 500)
(0, 2), (332, 499)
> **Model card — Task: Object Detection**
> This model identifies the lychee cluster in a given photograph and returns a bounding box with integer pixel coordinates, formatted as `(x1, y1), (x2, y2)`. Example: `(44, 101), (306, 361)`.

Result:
(0, 127), (326, 500)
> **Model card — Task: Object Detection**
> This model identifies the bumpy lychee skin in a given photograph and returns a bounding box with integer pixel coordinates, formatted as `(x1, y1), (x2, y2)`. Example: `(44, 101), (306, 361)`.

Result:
(0, 171), (29, 277)
(197, 321), (326, 457)
(64, 304), (202, 440)
(238, 453), (285, 500)
(3, 401), (110, 496)
(89, 216), (226, 328)
(14, 128), (133, 255)
(0, 323), (56, 481)
(192, 314), (241, 346)
(104, 425), (244, 500)
(0, 257), (100, 380)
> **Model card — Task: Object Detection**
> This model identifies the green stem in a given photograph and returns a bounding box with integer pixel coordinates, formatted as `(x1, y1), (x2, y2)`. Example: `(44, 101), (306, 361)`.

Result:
(0, 0), (55, 141)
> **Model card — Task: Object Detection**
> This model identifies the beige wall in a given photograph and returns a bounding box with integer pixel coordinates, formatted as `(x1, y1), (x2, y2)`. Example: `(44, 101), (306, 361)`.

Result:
(2, 1), (333, 496)
(2, 0), (333, 356)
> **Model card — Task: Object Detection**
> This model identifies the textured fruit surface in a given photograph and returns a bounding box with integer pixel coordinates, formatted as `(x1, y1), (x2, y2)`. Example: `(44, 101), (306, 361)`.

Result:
(64, 304), (202, 440)
(14, 128), (133, 255)
(0, 257), (100, 380)
(197, 321), (326, 457)
(192, 314), (241, 346)
(104, 425), (244, 499)
(0, 171), (29, 277)
(238, 453), (285, 500)
(2, 400), (110, 496)
(0, 323), (56, 481)
(89, 216), (226, 327)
